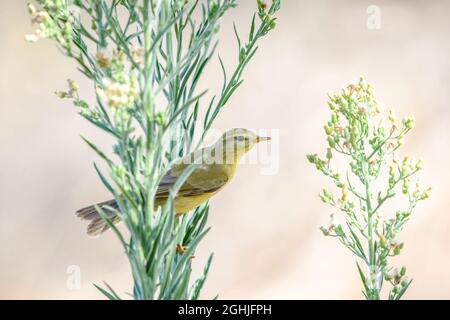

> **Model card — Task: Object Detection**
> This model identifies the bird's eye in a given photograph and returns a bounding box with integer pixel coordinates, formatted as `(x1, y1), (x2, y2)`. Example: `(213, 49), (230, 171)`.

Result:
(235, 136), (245, 142)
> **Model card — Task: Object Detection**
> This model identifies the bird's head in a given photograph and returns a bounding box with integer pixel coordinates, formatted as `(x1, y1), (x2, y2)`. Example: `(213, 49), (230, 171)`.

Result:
(211, 128), (271, 163)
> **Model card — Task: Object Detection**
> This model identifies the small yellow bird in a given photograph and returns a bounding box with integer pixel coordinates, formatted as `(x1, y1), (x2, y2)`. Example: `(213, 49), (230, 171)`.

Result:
(76, 128), (271, 236)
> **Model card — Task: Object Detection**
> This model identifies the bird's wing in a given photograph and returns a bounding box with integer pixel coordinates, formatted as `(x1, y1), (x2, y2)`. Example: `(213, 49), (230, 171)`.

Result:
(183, 164), (230, 195)
(156, 163), (229, 198)
(155, 170), (180, 197)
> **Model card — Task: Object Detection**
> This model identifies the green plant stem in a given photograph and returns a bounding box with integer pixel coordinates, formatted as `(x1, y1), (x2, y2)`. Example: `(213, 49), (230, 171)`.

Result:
(364, 177), (378, 299)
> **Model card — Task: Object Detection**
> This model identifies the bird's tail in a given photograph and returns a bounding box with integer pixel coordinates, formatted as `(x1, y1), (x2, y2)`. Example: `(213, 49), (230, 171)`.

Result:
(75, 199), (121, 236)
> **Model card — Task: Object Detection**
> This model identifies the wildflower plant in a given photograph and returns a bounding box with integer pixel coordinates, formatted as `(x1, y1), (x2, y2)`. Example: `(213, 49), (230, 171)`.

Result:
(27, 0), (280, 299)
(307, 77), (431, 300)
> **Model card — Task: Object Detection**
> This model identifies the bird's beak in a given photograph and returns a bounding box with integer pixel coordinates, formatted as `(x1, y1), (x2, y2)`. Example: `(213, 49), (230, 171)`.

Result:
(256, 136), (271, 143)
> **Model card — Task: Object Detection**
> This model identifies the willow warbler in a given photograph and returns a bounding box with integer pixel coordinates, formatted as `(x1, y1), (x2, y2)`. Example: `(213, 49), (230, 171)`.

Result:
(76, 128), (271, 236)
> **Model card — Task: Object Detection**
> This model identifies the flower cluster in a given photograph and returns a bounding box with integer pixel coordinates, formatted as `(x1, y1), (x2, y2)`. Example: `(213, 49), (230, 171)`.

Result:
(307, 77), (431, 300)
(55, 79), (79, 99)
(26, 1), (74, 52)
(257, 0), (278, 35)
(92, 48), (142, 112)
(96, 76), (139, 108)
(95, 48), (144, 71)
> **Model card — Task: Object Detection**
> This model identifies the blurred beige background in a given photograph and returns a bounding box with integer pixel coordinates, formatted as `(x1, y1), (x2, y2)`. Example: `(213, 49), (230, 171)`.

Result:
(1, 0), (449, 299)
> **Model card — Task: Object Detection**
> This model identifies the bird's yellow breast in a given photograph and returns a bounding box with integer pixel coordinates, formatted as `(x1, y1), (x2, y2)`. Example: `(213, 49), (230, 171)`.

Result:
(173, 191), (219, 213)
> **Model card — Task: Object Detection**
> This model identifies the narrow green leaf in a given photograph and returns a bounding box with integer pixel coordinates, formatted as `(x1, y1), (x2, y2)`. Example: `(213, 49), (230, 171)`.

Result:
(356, 262), (370, 295)
(81, 136), (113, 166)
(394, 279), (413, 300)
(190, 253), (214, 300)
(93, 283), (117, 300)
